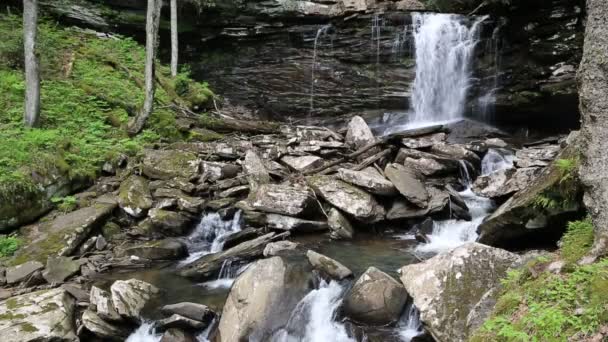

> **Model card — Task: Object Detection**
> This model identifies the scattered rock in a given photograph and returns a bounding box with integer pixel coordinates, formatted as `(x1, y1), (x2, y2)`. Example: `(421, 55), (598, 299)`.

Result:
(0, 288), (77, 342)
(218, 185), (250, 199)
(385, 163), (429, 207)
(160, 328), (197, 342)
(399, 243), (521, 342)
(148, 209), (193, 236)
(308, 176), (385, 222)
(386, 187), (449, 220)
(143, 149), (201, 181)
(111, 279), (159, 321)
(161, 302), (215, 323)
(472, 167), (540, 198)
(6, 261), (44, 284)
(249, 184), (318, 218)
(337, 167), (397, 196)
(218, 256), (314, 342)
(266, 214), (328, 233)
(90, 286), (122, 322)
(157, 314), (206, 331)
(327, 208), (355, 239)
(82, 309), (131, 341)
(343, 267), (407, 326)
(345, 116), (376, 149)
(42, 256), (83, 284)
(306, 250), (352, 280)
(243, 150), (270, 189)
(263, 240), (299, 257)
(118, 175), (153, 218)
(402, 132), (447, 149)
(201, 162), (240, 182)
(122, 239), (188, 260)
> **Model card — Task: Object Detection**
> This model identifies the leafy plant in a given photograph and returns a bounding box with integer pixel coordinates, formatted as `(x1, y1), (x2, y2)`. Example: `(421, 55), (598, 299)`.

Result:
(0, 236), (22, 257)
(51, 195), (78, 213)
(560, 216), (594, 265)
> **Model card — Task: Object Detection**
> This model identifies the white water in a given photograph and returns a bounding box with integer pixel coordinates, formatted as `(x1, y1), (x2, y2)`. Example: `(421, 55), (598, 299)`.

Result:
(272, 281), (354, 342)
(180, 211), (242, 265)
(416, 149), (513, 254)
(126, 323), (162, 342)
(409, 13), (487, 126)
(399, 304), (424, 342)
(199, 259), (250, 290)
(310, 24), (332, 114)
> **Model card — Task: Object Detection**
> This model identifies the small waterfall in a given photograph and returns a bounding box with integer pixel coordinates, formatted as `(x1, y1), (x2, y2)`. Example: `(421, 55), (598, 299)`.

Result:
(271, 281), (354, 342)
(310, 24), (332, 114)
(125, 322), (162, 342)
(416, 149), (514, 254)
(476, 25), (502, 121)
(199, 259), (249, 290)
(180, 211), (242, 265)
(409, 13), (487, 126)
(398, 304), (424, 342)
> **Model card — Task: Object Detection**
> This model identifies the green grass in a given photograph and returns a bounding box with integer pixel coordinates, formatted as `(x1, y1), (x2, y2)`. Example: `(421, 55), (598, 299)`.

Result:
(470, 218), (608, 342)
(0, 236), (22, 257)
(0, 14), (214, 203)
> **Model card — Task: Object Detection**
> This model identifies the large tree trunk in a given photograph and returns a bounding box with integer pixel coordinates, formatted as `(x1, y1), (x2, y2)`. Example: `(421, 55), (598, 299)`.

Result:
(578, 0), (608, 264)
(128, 0), (162, 135)
(23, 0), (40, 128)
(170, 0), (178, 77)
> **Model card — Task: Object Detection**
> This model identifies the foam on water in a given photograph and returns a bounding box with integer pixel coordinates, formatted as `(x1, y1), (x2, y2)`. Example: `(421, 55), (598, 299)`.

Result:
(125, 322), (162, 342)
(399, 304), (424, 342)
(180, 211), (242, 265)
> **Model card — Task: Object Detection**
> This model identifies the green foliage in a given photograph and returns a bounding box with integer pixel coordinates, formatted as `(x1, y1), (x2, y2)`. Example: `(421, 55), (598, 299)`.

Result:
(470, 257), (608, 342)
(0, 236), (22, 257)
(560, 216), (594, 265)
(0, 14), (215, 200)
(51, 195), (78, 213)
(533, 157), (581, 211)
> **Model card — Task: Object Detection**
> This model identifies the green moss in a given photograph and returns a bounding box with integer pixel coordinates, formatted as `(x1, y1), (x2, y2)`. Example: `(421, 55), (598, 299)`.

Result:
(188, 128), (224, 142)
(5, 298), (18, 310)
(0, 312), (26, 320)
(20, 322), (39, 333)
(0, 236), (22, 257)
(560, 217), (594, 266)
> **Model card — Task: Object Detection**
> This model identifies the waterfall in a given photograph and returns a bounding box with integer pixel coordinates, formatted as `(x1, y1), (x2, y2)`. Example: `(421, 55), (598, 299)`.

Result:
(398, 304), (424, 342)
(125, 322), (162, 342)
(271, 281), (354, 342)
(310, 24), (332, 114)
(199, 259), (249, 290)
(476, 25), (502, 121)
(416, 149), (513, 254)
(409, 13), (487, 126)
(179, 211), (242, 265)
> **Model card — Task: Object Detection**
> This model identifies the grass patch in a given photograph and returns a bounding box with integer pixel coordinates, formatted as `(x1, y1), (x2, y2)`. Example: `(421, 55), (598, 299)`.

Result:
(560, 216), (594, 266)
(0, 236), (22, 257)
(0, 14), (214, 204)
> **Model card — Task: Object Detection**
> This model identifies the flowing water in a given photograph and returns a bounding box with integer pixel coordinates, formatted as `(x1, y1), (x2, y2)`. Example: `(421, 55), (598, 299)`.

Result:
(126, 323), (162, 342)
(310, 24), (332, 114)
(415, 148), (514, 255)
(180, 211), (242, 265)
(398, 303), (424, 342)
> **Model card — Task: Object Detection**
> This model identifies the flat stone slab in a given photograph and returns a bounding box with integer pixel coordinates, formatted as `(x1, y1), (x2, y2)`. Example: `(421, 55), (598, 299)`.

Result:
(337, 167), (397, 196)
(385, 163), (429, 208)
(281, 155), (324, 173)
(249, 184), (318, 218)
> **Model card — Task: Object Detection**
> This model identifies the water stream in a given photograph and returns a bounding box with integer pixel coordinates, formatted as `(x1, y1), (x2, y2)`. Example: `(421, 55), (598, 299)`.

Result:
(310, 24), (332, 114)
(180, 211), (242, 265)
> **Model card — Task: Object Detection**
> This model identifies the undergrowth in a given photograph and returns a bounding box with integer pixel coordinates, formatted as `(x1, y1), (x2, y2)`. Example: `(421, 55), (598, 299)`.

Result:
(0, 14), (215, 203)
(0, 236), (22, 257)
(533, 157), (581, 211)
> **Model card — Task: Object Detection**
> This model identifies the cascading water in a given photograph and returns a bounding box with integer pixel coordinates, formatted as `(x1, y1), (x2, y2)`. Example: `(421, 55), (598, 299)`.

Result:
(408, 13), (487, 127)
(180, 211), (242, 265)
(125, 322), (162, 342)
(416, 148), (514, 254)
(271, 280), (354, 342)
(310, 24), (332, 114)
(398, 304), (424, 342)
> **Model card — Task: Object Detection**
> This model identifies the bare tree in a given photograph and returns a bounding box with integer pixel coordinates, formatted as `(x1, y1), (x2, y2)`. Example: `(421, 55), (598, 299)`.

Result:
(23, 0), (40, 128)
(128, 0), (163, 135)
(578, 0), (608, 264)
(170, 0), (178, 77)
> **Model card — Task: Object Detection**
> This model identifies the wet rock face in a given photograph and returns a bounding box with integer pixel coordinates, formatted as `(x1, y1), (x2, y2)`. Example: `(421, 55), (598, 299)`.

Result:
(399, 243), (521, 342)
(110, 279), (159, 321)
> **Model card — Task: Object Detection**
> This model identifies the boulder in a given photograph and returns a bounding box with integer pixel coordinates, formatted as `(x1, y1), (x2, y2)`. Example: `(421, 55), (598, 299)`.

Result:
(399, 243), (521, 342)
(218, 185), (250, 199)
(395, 149), (459, 176)
(472, 167), (540, 198)
(345, 116), (376, 149)
(90, 286), (122, 322)
(142, 149), (201, 181)
(263, 240), (299, 257)
(308, 176), (385, 222)
(217, 256), (314, 342)
(327, 208), (355, 239)
(243, 150), (270, 189)
(201, 162), (240, 182)
(515, 145), (560, 168)
(5, 260), (44, 284)
(306, 250), (352, 280)
(281, 155), (324, 173)
(42, 256), (83, 283)
(118, 175), (153, 218)
(160, 328), (197, 342)
(157, 314), (206, 331)
(430, 143), (481, 167)
(82, 309), (131, 341)
(149, 178), (196, 194)
(111, 279), (159, 321)
(0, 288), (76, 342)
(337, 168), (397, 196)
(14, 201), (116, 263)
(161, 302), (215, 323)
(343, 267), (407, 326)
(122, 239), (188, 260)
(384, 163), (429, 207)
(387, 187), (449, 220)
(249, 184), (318, 217)
(266, 214), (328, 233)
(148, 209), (193, 236)
(401, 132), (447, 149)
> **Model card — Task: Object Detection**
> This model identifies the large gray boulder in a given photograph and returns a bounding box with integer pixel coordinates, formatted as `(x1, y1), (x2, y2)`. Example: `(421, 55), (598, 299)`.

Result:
(386, 186), (449, 220)
(161, 302), (215, 323)
(337, 167), (397, 196)
(147, 209), (193, 236)
(472, 167), (540, 198)
(90, 286), (122, 322)
(0, 288), (77, 342)
(243, 150), (270, 189)
(82, 309), (131, 341)
(5, 260), (44, 284)
(118, 175), (153, 218)
(142, 149), (201, 181)
(399, 243), (521, 342)
(343, 267), (407, 326)
(306, 250), (352, 280)
(307, 176), (385, 222)
(249, 184), (318, 218)
(327, 208), (355, 239)
(265, 214), (328, 233)
(345, 116), (376, 149)
(281, 155), (324, 173)
(385, 163), (429, 207)
(42, 256), (83, 284)
(121, 239), (188, 260)
(111, 279), (159, 321)
(217, 256), (314, 342)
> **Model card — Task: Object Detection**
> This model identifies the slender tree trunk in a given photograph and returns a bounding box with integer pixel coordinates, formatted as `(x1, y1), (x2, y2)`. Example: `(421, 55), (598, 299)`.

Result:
(170, 0), (178, 77)
(578, 0), (608, 264)
(23, 0), (40, 128)
(128, 0), (162, 135)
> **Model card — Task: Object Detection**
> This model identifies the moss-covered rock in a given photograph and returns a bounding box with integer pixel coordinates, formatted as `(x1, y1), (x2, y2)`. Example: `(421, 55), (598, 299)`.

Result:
(142, 149), (201, 181)
(117, 175), (153, 218)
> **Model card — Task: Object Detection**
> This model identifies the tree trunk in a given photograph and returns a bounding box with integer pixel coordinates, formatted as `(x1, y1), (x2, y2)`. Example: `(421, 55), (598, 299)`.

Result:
(128, 0), (162, 135)
(170, 0), (178, 77)
(23, 0), (40, 128)
(578, 0), (608, 264)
